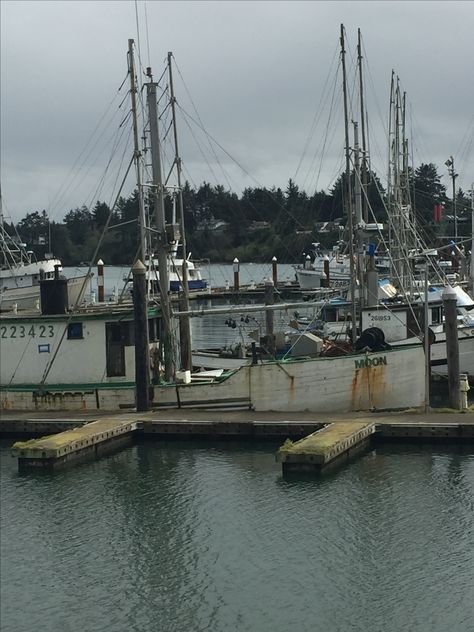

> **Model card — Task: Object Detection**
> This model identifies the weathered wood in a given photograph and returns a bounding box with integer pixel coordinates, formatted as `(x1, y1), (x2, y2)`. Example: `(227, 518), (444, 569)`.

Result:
(132, 260), (150, 412)
(443, 287), (460, 409)
(277, 421), (376, 472)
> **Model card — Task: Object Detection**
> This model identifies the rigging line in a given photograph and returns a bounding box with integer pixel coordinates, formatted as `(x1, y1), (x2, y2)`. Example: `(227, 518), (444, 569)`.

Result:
(360, 161), (444, 308)
(39, 155), (135, 386)
(93, 124), (134, 215)
(302, 67), (342, 194)
(293, 38), (340, 181)
(179, 110), (221, 184)
(49, 102), (127, 217)
(134, 0), (144, 74)
(172, 58), (233, 189)
(73, 109), (133, 212)
(46, 86), (126, 220)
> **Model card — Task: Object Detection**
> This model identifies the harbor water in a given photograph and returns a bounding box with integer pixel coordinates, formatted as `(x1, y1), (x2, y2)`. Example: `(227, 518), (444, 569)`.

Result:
(63, 263), (315, 349)
(1, 440), (474, 631)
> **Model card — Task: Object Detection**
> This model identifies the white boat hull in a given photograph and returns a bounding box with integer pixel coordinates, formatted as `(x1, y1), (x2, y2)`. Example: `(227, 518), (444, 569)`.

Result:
(158, 345), (425, 413)
(0, 274), (90, 311)
(1, 345), (425, 413)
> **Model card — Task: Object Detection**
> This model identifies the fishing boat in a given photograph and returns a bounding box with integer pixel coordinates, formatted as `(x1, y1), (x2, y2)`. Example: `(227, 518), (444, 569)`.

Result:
(0, 206), (89, 311)
(0, 35), (427, 414)
(145, 244), (207, 293)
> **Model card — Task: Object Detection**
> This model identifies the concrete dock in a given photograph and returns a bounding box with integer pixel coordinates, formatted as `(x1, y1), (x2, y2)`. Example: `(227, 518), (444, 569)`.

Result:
(2, 408), (473, 472)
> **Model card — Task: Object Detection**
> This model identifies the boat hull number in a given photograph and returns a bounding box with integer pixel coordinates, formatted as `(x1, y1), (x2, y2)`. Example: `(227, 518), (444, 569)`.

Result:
(0, 325), (54, 339)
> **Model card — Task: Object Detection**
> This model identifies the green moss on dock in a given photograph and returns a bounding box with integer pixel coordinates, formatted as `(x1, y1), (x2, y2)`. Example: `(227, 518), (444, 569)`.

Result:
(12, 435), (54, 450)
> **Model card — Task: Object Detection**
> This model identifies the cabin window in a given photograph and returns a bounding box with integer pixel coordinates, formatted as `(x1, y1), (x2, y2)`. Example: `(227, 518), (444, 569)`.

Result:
(431, 306), (442, 325)
(67, 323), (84, 340)
(148, 317), (160, 342)
(105, 322), (126, 377)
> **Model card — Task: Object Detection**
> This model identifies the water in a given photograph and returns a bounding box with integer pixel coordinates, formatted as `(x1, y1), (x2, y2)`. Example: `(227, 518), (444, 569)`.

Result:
(2, 440), (474, 632)
(63, 263), (313, 349)
(62, 262), (298, 296)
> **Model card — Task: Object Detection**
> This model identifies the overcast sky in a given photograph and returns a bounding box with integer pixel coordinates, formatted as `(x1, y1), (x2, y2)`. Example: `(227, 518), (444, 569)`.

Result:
(1, 0), (473, 223)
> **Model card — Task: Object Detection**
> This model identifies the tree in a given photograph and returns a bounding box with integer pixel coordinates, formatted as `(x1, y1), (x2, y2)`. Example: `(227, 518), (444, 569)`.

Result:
(64, 206), (93, 245)
(331, 170), (386, 222)
(16, 210), (49, 248)
(92, 201), (111, 229)
(408, 163), (447, 241)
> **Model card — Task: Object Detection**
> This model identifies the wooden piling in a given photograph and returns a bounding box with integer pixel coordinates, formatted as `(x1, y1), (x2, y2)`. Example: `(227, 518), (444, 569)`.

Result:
(272, 256), (278, 285)
(132, 260), (150, 412)
(233, 258), (240, 292)
(97, 259), (105, 302)
(443, 286), (460, 409)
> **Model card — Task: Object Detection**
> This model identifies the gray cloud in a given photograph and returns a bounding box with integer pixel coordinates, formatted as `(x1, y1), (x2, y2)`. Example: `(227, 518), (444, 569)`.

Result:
(1, 0), (473, 222)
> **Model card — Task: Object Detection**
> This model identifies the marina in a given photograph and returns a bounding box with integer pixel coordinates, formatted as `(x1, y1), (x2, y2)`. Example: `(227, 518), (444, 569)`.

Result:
(1, 4), (474, 631)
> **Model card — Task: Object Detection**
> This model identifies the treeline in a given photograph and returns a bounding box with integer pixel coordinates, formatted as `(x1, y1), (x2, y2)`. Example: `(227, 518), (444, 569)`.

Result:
(8, 163), (473, 266)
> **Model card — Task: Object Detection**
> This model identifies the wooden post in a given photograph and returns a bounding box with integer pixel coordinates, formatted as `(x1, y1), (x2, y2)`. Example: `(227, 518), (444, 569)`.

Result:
(132, 260), (150, 412)
(179, 294), (192, 371)
(323, 256), (330, 288)
(265, 279), (275, 357)
(97, 259), (105, 302)
(442, 286), (460, 409)
(233, 258), (240, 292)
(272, 256), (278, 285)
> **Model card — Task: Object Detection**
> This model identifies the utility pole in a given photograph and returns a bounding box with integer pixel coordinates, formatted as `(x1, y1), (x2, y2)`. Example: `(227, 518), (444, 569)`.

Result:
(340, 24), (357, 344)
(445, 156), (458, 240)
(146, 70), (175, 382)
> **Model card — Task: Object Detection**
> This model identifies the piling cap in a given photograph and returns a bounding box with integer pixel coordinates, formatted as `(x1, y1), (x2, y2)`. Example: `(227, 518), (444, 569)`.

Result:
(132, 259), (146, 275)
(442, 285), (457, 301)
(272, 256), (277, 262)
(97, 259), (104, 265)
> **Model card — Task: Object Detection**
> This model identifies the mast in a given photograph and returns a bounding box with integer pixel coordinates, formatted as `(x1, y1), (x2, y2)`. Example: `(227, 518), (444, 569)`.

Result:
(357, 29), (368, 223)
(127, 39), (147, 265)
(146, 69), (175, 382)
(340, 24), (357, 343)
(353, 120), (365, 306)
(167, 51), (192, 372)
(471, 184), (474, 296)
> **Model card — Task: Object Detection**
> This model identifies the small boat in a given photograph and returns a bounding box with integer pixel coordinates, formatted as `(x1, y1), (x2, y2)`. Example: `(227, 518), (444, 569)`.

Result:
(0, 214), (89, 311)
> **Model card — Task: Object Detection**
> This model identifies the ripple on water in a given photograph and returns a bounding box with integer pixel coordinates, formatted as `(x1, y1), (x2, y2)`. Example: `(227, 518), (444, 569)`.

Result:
(1, 441), (474, 632)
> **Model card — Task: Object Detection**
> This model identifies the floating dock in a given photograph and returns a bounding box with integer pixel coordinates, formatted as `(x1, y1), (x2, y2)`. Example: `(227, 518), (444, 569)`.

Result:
(3, 409), (473, 473)
(11, 413), (138, 470)
(276, 421), (376, 473)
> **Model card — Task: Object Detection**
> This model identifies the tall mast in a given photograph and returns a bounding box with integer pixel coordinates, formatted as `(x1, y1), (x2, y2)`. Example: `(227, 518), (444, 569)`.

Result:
(167, 51), (192, 372)
(470, 184), (474, 296)
(146, 69), (175, 382)
(353, 120), (364, 306)
(127, 39), (147, 265)
(340, 24), (357, 343)
(357, 28), (368, 223)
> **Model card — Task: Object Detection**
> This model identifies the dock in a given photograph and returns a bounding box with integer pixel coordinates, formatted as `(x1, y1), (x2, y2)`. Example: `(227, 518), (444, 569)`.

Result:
(11, 413), (139, 470)
(276, 421), (376, 473)
(2, 408), (473, 473)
